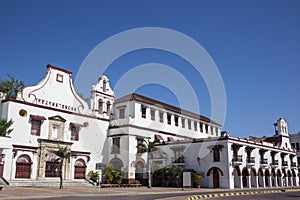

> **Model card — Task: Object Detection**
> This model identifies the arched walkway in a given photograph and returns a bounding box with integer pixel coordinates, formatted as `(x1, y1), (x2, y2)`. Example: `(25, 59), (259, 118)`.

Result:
(233, 166), (241, 188)
(207, 167), (223, 188)
(264, 169), (270, 187)
(258, 168), (264, 187)
(242, 167), (249, 188)
(277, 169), (282, 186)
(287, 170), (292, 186)
(109, 157), (124, 171)
(74, 159), (86, 179)
(271, 168), (276, 187)
(15, 155), (32, 178)
(292, 169), (297, 186)
(250, 168), (257, 188)
(282, 169), (287, 186)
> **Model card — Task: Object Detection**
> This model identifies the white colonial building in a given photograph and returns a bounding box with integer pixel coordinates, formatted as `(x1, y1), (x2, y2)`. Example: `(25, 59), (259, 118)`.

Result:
(0, 65), (298, 188)
(0, 65), (114, 185)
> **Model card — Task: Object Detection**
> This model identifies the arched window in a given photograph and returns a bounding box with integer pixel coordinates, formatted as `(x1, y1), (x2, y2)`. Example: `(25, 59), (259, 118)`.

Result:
(74, 159), (86, 179)
(106, 101), (111, 116)
(98, 99), (103, 114)
(15, 155), (32, 178)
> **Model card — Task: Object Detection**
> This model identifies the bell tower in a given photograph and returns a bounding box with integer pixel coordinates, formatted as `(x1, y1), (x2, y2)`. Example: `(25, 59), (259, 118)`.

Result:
(90, 75), (115, 119)
(274, 117), (291, 149)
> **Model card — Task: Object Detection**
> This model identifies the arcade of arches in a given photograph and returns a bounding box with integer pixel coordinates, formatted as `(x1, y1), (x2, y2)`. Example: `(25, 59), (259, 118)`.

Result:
(233, 166), (297, 188)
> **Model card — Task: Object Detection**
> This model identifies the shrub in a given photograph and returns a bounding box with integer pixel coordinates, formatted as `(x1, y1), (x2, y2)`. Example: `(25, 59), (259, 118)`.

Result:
(88, 170), (99, 183)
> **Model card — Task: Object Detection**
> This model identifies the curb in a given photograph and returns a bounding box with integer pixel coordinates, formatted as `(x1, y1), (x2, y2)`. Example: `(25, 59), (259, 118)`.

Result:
(186, 189), (283, 200)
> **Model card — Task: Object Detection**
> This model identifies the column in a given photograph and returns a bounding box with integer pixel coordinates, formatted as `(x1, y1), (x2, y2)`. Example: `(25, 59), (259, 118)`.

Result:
(247, 176), (251, 188)
(255, 176), (259, 188)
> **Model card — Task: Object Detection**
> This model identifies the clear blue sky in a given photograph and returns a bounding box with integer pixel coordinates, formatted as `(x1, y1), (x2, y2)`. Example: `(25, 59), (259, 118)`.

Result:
(1, 0), (300, 138)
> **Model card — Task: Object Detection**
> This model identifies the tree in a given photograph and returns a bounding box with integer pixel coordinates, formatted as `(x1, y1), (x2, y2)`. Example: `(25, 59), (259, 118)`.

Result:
(0, 74), (25, 99)
(136, 139), (160, 188)
(51, 145), (71, 189)
(0, 118), (13, 136)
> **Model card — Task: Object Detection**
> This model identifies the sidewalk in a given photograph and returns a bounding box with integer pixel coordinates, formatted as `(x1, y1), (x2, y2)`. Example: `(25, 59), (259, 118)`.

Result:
(0, 185), (299, 200)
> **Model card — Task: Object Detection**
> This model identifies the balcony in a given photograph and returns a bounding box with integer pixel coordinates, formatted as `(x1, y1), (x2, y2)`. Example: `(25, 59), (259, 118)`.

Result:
(291, 162), (297, 169)
(232, 155), (243, 166)
(282, 161), (288, 169)
(271, 160), (279, 167)
(260, 159), (268, 168)
(246, 157), (255, 167)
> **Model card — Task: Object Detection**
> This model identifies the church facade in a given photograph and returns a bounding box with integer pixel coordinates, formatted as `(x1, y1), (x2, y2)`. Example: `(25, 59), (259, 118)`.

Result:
(0, 65), (298, 188)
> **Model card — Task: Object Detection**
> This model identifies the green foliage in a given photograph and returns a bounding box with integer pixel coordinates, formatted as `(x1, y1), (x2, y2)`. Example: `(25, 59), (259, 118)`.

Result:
(136, 139), (160, 158)
(88, 170), (99, 183)
(102, 164), (123, 184)
(152, 165), (184, 187)
(132, 180), (140, 184)
(0, 118), (13, 136)
(192, 171), (203, 185)
(0, 74), (25, 99)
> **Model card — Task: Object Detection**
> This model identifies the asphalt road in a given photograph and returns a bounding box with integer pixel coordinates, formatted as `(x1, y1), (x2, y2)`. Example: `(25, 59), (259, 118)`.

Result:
(217, 191), (300, 200)
(38, 191), (300, 200)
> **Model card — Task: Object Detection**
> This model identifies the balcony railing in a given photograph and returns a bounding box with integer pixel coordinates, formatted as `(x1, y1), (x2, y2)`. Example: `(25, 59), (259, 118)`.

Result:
(282, 161), (288, 166)
(246, 157), (255, 163)
(232, 155), (243, 166)
(271, 160), (279, 166)
(291, 162), (297, 167)
(260, 159), (268, 165)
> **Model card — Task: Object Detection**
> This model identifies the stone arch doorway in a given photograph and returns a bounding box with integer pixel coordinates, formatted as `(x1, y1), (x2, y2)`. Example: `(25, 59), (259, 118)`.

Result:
(271, 168), (276, 187)
(15, 154), (32, 178)
(207, 167), (223, 188)
(45, 153), (60, 177)
(74, 159), (86, 179)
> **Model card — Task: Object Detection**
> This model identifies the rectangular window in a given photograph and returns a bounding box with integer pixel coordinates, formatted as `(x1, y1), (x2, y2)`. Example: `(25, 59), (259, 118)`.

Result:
(213, 149), (220, 162)
(151, 109), (155, 121)
(200, 123), (203, 132)
(211, 126), (214, 135)
(71, 126), (79, 141)
(112, 137), (120, 154)
(181, 118), (185, 128)
(174, 116), (178, 126)
(31, 120), (41, 136)
(194, 121), (197, 131)
(296, 143), (300, 150)
(119, 108), (125, 119)
(188, 120), (191, 130)
(167, 114), (171, 125)
(159, 111), (164, 123)
(141, 106), (146, 118)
